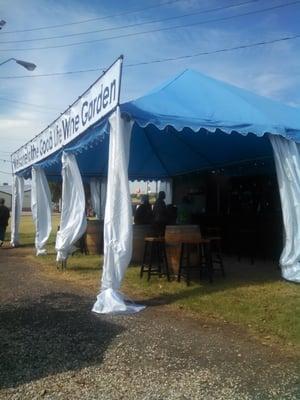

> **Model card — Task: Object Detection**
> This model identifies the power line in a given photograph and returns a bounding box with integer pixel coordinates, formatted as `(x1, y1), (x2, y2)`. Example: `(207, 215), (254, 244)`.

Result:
(0, 0), (260, 44)
(126, 34), (300, 64)
(0, 97), (59, 112)
(0, 0), (184, 34)
(0, 33), (299, 80)
(1, 0), (298, 52)
(0, 170), (12, 175)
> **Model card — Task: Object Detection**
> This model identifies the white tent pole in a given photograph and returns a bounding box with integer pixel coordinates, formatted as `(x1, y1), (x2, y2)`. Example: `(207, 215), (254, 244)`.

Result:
(31, 166), (52, 255)
(10, 174), (24, 247)
(166, 178), (173, 205)
(90, 178), (101, 219)
(269, 135), (300, 283)
(92, 107), (145, 314)
(55, 152), (87, 262)
(100, 179), (107, 220)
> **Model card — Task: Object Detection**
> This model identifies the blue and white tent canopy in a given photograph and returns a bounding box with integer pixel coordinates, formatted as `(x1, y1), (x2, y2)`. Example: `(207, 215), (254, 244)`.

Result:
(122, 69), (300, 137)
(12, 68), (300, 297)
(18, 69), (300, 180)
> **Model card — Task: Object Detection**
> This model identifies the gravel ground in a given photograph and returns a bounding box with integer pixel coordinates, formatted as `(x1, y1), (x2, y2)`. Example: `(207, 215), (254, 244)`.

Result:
(0, 247), (299, 400)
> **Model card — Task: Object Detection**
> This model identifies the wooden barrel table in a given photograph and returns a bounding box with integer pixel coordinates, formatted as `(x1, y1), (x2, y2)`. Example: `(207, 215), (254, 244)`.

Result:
(131, 224), (155, 263)
(165, 225), (202, 274)
(86, 219), (103, 255)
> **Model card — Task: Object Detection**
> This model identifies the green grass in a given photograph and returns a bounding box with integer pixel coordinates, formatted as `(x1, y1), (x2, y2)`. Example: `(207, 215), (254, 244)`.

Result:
(123, 265), (300, 347)
(7, 215), (300, 348)
(6, 213), (60, 246)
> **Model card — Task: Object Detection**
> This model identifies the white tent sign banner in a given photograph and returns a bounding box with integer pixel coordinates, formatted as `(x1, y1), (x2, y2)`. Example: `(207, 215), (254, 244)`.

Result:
(11, 57), (123, 173)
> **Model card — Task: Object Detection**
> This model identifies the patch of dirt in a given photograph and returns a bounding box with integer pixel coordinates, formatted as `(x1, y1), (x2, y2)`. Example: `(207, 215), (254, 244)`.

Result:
(0, 247), (299, 399)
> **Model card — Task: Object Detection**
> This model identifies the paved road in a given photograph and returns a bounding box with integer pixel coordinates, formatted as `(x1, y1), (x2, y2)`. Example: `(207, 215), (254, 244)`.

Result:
(0, 247), (299, 400)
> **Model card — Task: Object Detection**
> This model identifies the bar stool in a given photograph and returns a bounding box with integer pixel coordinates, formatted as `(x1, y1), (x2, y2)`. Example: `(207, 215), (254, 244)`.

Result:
(204, 227), (225, 277)
(140, 237), (170, 281)
(178, 239), (213, 285)
(206, 236), (225, 277)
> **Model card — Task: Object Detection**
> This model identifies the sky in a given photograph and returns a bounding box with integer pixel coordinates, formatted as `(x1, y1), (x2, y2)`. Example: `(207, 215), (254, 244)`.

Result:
(0, 0), (299, 184)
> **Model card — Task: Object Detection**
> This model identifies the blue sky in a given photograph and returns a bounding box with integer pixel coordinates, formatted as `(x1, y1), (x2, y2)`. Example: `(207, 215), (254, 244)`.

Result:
(0, 0), (299, 183)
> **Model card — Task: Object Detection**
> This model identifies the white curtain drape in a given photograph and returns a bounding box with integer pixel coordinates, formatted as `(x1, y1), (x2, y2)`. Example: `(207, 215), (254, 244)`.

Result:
(31, 166), (52, 255)
(55, 152), (87, 261)
(158, 179), (173, 204)
(10, 174), (24, 247)
(90, 178), (101, 219)
(100, 179), (107, 220)
(90, 178), (107, 220)
(270, 135), (300, 283)
(92, 107), (145, 314)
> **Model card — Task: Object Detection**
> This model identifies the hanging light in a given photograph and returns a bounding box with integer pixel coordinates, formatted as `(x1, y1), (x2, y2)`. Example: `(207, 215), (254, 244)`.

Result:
(0, 57), (37, 71)
(15, 59), (36, 71)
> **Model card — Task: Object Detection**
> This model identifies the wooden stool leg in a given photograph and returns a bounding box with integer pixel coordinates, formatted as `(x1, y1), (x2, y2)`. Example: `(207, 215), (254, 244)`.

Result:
(140, 241), (148, 278)
(214, 240), (225, 277)
(178, 243), (192, 286)
(197, 243), (203, 280)
(155, 242), (162, 277)
(148, 242), (155, 281)
(205, 243), (213, 284)
(218, 249), (225, 277)
(186, 244), (191, 286)
(162, 243), (170, 282)
(178, 243), (184, 283)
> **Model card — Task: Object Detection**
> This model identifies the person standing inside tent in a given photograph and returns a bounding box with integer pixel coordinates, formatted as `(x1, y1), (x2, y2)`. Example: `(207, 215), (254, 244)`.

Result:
(0, 198), (10, 246)
(134, 194), (153, 225)
(153, 191), (168, 235)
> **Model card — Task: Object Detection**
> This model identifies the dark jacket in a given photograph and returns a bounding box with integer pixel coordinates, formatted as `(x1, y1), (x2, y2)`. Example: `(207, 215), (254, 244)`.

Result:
(0, 205), (10, 226)
(134, 204), (153, 225)
(152, 198), (167, 224)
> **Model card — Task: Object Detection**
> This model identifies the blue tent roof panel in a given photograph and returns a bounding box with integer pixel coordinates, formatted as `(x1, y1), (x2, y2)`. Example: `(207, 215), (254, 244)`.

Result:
(122, 69), (300, 140)
(17, 68), (300, 180)
(128, 125), (273, 180)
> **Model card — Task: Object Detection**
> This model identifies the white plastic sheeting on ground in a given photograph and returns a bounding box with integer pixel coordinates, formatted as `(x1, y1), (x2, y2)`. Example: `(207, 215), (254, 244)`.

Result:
(92, 107), (145, 314)
(31, 167), (52, 255)
(10, 174), (24, 247)
(55, 152), (87, 261)
(270, 135), (300, 283)
(158, 179), (173, 204)
(90, 178), (107, 220)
